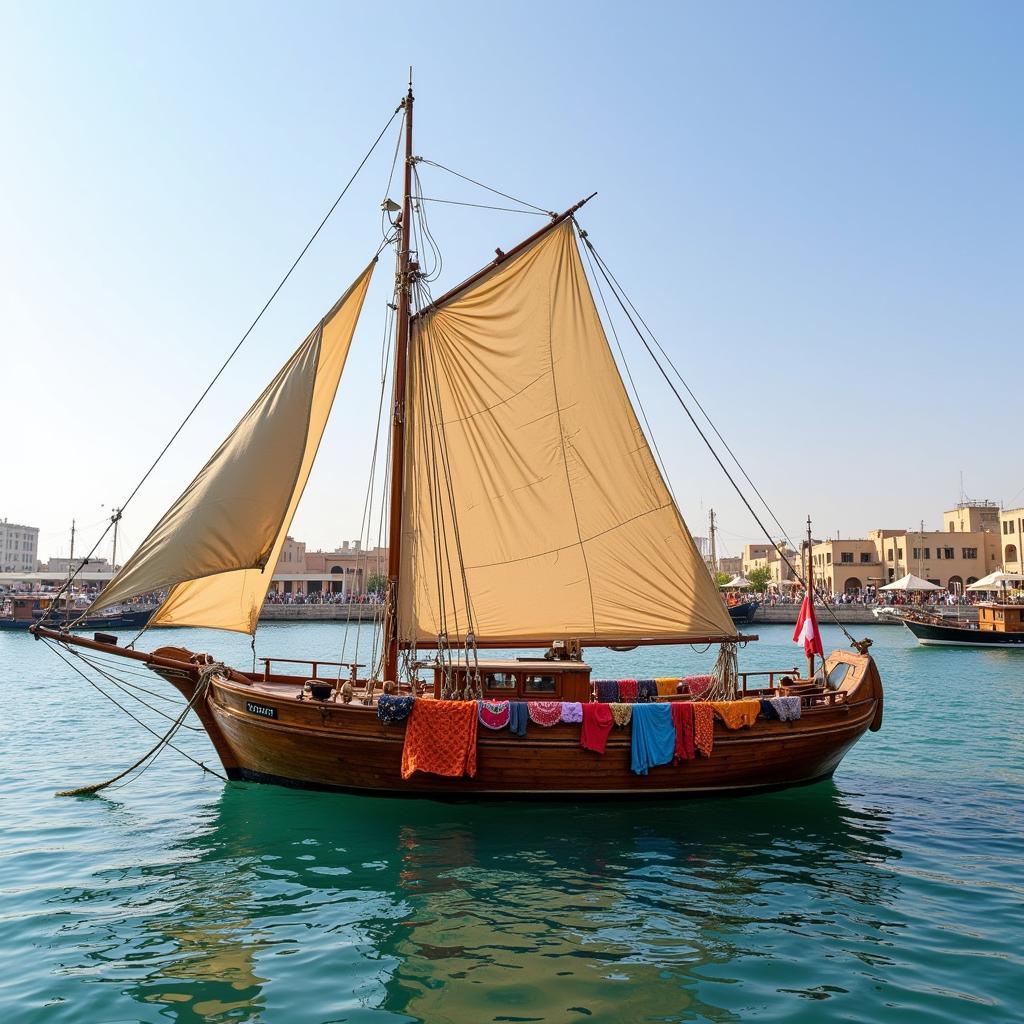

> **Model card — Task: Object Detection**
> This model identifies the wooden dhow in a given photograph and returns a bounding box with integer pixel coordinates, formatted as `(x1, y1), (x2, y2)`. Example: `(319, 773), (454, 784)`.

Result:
(34, 81), (883, 799)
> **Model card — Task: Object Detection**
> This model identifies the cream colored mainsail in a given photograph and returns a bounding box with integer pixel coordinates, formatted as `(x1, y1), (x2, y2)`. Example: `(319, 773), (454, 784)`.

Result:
(398, 221), (734, 645)
(92, 261), (375, 632)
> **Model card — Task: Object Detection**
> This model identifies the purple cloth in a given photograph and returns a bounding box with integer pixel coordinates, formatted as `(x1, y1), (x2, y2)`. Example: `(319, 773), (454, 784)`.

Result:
(560, 701), (583, 724)
(595, 680), (618, 703)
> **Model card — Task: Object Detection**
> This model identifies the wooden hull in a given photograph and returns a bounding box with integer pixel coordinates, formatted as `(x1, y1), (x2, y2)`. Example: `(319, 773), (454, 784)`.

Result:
(154, 649), (882, 799)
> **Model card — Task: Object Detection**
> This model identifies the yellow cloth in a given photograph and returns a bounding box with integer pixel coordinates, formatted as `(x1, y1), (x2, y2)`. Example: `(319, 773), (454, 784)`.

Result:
(399, 220), (734, 646)
(655, 678), (681, 696)
(93, 262), (375, 632)
(711, 699), (761, 730)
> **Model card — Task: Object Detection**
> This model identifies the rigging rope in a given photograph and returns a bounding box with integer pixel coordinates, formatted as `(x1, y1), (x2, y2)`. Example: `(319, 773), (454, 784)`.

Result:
(41, 101), (405, 627)
(576, 224), (860, 647)
(44, 638), (227, 794)
(417, 159), (551, 214)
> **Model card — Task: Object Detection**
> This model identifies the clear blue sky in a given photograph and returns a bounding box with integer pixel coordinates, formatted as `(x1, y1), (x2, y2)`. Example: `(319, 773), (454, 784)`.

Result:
(2, 1), (1021, 564)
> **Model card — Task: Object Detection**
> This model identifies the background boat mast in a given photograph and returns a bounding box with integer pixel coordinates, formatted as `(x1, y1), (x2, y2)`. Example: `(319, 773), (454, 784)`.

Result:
(384, 76), (414, 683)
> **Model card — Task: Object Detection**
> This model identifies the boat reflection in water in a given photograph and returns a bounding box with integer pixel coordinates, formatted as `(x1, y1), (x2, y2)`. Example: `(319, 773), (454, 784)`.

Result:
(51, 783), (900, 1023)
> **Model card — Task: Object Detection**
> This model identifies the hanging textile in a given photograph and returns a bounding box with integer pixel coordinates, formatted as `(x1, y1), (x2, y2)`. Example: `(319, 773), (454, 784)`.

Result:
(94, 262), (376, 632)
(580, 703), (614, 755)
(656, 678), (681, 697)
(527, 701), (563, 727)
(671, 701), (695, 762)
(560, 701), (583, 724)
(595, 680), (619, 703)
(377, 695), (415, 724)
(401, 700), (478, 780)
(760, 698), (779, 720)
(617, 679), (638, 703)
(636, 680), (658, 703)
(711, 699), (760, 730)
(478, 700), (511, 730)
(630, 703), (676, 775)
(684, 675), (712, 696)
(508, 701), (529, 737)
(768, 696), (802, 722)
(693, 702), (715, 757)
(610, 703), (633, 728)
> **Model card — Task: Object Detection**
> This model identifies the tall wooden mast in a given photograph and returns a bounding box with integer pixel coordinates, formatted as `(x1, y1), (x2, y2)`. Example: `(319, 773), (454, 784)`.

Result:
(383, 78), (414, 682)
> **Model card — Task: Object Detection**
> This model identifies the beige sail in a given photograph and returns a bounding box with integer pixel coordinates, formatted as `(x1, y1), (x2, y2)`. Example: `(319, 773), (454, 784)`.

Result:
(92, 261), (375, 632)
(398, 221), (734, 646)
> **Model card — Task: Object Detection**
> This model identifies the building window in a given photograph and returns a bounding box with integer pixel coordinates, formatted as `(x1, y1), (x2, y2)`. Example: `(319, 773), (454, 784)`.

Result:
(912, 547), (931, 560)
(840, 552), (853, 563)
(827, 553), (832, 564)
(860, 552), (871, 563)
(943, 547), (954, 560)
(962, 548), (977, 559)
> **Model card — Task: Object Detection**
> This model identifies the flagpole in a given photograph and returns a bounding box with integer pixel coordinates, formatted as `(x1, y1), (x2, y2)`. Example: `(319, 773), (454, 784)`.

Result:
(805, 514), (815, 680)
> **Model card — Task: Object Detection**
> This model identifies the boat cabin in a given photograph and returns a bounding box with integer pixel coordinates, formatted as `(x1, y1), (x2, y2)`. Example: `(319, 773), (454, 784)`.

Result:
(2, 594), (55, 622)
(978, 604), (1024, 634)
(431, 658), (592, 703)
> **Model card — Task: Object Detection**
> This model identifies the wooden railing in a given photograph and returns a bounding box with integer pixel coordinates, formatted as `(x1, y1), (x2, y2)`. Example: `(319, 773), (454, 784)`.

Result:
(259, 657), (364, 682)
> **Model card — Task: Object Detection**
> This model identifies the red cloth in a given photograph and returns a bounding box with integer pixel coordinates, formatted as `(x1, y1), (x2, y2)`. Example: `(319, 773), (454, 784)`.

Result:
(401, 700), (478, 780)
(671, 701), (695, 762)
(683, 674), (712, 696)
(580, 702), (614, 754)
(793, 592), (824, 658)
(617, 679), (638, 702)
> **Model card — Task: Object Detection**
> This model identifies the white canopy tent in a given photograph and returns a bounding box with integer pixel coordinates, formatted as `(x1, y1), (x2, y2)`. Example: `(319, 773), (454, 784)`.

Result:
(966, 570), (1024, 591)
(719, 575), (752, 589)
(879, 573), (942, 592)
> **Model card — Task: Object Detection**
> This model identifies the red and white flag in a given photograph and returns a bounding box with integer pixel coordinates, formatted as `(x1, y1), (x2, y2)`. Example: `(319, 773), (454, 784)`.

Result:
(793, 591), (823, 658)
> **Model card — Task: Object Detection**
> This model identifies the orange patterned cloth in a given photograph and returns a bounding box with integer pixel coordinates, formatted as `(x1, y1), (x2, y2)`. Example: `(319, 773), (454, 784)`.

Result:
(693, 702), (715, 757)
(711, 699), (761, 730)
(655, 678), (681, 696)
(400, 700), (478, 780)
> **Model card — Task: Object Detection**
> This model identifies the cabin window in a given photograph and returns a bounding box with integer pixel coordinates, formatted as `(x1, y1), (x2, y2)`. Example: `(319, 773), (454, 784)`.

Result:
(825, 662), (852, 691)
(484, 672), (516, 690)
(523, 674), (556, 693)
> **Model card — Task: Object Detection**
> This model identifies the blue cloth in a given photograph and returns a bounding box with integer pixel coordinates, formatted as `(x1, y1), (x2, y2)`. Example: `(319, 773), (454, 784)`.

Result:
(630, 703), (676, 775)
(377, 695), (415, 724)
(769, 696), (802, 722)
(760, 698), (779, 720)
(636, 679), (658, 703)
(508, 701), (528, 737)
(595, 680), (618, 703)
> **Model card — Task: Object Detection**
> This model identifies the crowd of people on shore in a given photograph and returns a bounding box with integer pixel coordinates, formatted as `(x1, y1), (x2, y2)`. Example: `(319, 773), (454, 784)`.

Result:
(263, 590), (384, 606)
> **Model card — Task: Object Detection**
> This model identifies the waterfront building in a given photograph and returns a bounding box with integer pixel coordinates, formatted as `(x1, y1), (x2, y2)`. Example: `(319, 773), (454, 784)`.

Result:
(44, 555), (111, 575)
(0, 520), (39, 574)
(716, 555), (742, 577)
(943, 500), (1001, 534)
(742, 542), (799, 587)
(270, 538), (389, 597)
(866, 526), (1000, 592)
(811, 539), (886, 595)
(998, 506), (1024, 573)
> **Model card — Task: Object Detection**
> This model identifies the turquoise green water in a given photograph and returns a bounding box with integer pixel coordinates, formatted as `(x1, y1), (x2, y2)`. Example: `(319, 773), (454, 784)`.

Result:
(1, 623), (1021, 1023)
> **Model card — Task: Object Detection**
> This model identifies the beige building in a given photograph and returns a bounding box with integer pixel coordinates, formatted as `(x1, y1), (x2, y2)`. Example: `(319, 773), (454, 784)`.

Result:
(743, 542), (800, 587)
(270, 538), (388, 597)
(867, 526), (999, 591)
(999, 507), (1024, 573)
(716, 555), (742, 577)
(943, 501), (1001, 535)
(810, 539), (885, 594)
(0, 519), (39, 574)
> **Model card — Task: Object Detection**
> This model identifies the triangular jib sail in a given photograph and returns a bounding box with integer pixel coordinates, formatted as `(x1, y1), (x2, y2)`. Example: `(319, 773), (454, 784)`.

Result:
(91, 261), (375, 632)
(398, 220), (734, 645)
